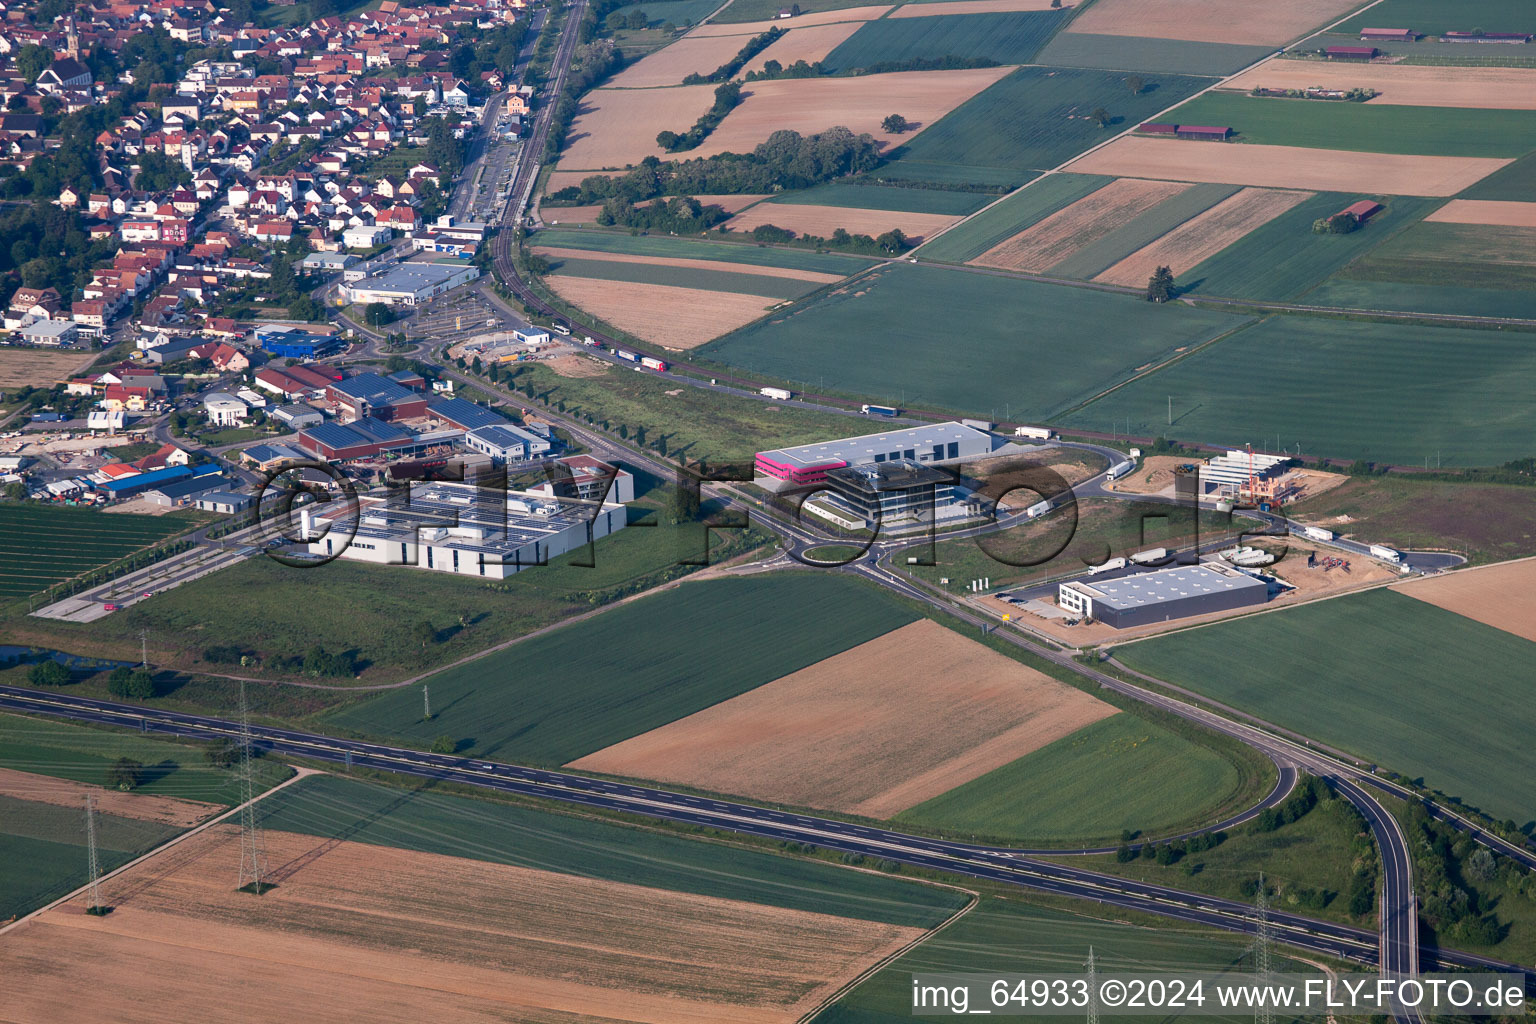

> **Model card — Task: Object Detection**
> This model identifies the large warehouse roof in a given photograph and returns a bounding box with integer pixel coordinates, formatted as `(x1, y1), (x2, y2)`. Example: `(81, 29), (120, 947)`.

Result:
(1068, 563), (1266, 611)
(758, 421), (996, 471)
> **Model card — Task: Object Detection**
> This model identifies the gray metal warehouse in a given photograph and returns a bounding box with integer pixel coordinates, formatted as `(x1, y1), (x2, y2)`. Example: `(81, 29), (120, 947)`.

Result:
(1058, 563), (1270, 628)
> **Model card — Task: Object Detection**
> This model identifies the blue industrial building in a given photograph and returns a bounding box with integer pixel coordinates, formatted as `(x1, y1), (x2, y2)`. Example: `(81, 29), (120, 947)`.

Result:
(258, 325), (346, 360)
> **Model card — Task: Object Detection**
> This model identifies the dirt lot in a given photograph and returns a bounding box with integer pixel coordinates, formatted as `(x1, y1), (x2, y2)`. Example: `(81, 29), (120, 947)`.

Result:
(693, 6), (891, 35)
(546, 352), (617, 378)
(1068, 137), (1511, 197)
(890, 0), (1071, 16)
(0, 825), (924, 1024)
(607, 32), (764, 89)
(545, 276), (777, 347)
(0, 348), (98, 389)
(570, 618), (1116, 819)
(725, 202), (963, 242)
(1223, 62), (1536, 111)
(1094, 187), (1313, 285)
(740, 21), (865, 73)
(1063, 0), (1362, 45)
(972, 178), (1189, 272)
(1278, 468), (1347, 503)
(541, 204), (604, 223)
(1426, 199), (1536, 227)
(0, 767), (220, 829)
(532, 244), (844, 282)
(965, 446), (1109, 491)
(561, 83), (718, 169)
(1393, 557), (1536, 643)
(692, 65), (1014, 158)
(1103, 455), (1196, 496)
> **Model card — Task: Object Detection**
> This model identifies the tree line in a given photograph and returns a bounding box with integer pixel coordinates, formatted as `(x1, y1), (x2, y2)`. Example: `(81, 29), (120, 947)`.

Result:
(656, 81), (742, 152)
(681, 26), (783, 85)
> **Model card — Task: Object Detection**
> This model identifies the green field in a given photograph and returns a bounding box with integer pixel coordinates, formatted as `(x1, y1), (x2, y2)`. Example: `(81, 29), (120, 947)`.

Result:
(322, 574), (917, 764)
(543, 254), (822, 299)
(255, 773), (967, 927)
(1332, 0), (1535, 37)
(2, 495), (773, 685)
(1061, 315), (1536, 466)
(0, 796), (181, 919)
(606, 0), (724, 30)
(1045, 183), (1239, 280)
(1327, 220), (1536, 292)
(0, 505), (193, 601)
(914, 173), (1111, 262)
(821, 10), (1069, 71)
(1175, 193), (1438, 300)
(771, 180), (995, 216)
(1459, 150), (1536, 200)
(897, 714), (1247, 844)
(1167, 93), (1536, 157)
(1304, 279), (1536, 320)
(816, 895), (1298, 1023)
(711, 0), (885, 21)
(1036, 32), (1269, 76)
(0, 713), (292, 804)
(529, 227), (877, 275)
(881, 66), (1214, 184)
(699, 262), (1249, 419)
(1118, 588), (1536, 826)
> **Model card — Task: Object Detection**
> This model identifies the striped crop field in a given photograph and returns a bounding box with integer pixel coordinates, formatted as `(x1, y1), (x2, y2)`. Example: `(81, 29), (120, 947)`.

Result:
(0, 505), (191, 601)
(820, 9), (1069, 71)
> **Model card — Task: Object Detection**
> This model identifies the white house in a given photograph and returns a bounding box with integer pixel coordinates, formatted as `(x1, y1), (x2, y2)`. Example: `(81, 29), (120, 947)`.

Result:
(202, 392), (249, 426)
(342, 224), (391, 248)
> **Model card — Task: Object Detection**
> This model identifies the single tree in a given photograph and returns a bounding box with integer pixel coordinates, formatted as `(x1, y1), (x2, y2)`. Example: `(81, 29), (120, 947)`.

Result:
(1090, 105), (1111, 128)
(880, 113), (910, 134)
(875, 228), (909, 254)
(364, 302), (394, 327)
(1126, 74), (1145, 95)
(28, 660), (70, 686)
(106, 757), (144, 791)
(4, 481), (26, 500)
(430, 735), (456, 754)
(125, 668), (156, 699)
(626, 8), (648, 29)
(412, 620), (437, 647)
(1146, 265), (1176, 303)
(106, 666), (134, 696)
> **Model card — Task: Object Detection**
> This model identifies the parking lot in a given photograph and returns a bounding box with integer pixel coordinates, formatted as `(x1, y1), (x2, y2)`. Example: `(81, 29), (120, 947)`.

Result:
(406, 289), (518, 341)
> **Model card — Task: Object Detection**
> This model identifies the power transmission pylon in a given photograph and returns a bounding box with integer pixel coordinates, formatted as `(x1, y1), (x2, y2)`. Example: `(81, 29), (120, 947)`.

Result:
(1252, 872), (1274, 1024)
(83, 794), (105, 914)
(1085, 946), (1100, 1024)
(236, 680), (268, 894)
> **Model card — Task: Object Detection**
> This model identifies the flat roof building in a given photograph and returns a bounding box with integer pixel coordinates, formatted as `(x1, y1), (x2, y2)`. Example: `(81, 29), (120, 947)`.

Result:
(327, 372), (430, 422)
(297, 417), (413, 460)
(18, 319), (80, 346)
(259, 325), (346, 360)
(755, 421), (997, 490)
(1058, 562), (1269, 628)
(822, 459), (959, 526)
(338, 261), (480, 306)
(464, 423), (552, 463)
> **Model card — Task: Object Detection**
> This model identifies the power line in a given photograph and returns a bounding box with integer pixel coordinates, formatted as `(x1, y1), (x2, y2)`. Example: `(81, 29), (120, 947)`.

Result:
(237, 680), (268, 895)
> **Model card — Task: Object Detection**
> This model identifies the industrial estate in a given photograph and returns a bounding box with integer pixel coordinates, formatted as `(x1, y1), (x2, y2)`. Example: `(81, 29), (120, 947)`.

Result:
(0, 0), (1534, 1019)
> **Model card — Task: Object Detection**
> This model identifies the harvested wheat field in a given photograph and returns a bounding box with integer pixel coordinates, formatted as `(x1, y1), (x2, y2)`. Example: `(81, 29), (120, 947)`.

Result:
(725, 202), (963, 242)
(545, 353), (614, 378)
(545, 277), (777, 348)
(570, 618), (1117, 819)
(1068, 137), (1510, 197)
(1426, 199), (1536, 227)
(1393, 558), (1536, 644)
(0, 826), (922, 1024)
(890, 0), (1069, 16)
(1223, 62), (1536, 111)
(561, 84), (717, 169)
(740, 21), (865, 73)
(1063, 0), (1360, 45)
(693, 6), (891, 35)
(0, 348), (98, 389)
(541, 203), (604, 223)
(973, 178), (1189, 272)
(691, 65), (1015, 157)
(1095, 187), (1313, 286)
(0, 767), (220, 829)
(532, 245), (844, 282)
(607, 32), (765, 89)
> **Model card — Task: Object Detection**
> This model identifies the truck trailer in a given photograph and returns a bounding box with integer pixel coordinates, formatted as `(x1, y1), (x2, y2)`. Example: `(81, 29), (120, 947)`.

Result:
(760, 387), (792, 401)
(1301, 526), (1334, 542)
(861, 404), (899, 417)
(1106, 460), (1135, 480)
(960, 418), (995, 431)
(1369, 544), (1401, 563)
(639, 356), (668, 372)
(1130, 547), (1169, 565)
(1014, 425), (1053, 440)
(613, 348), (638, 363)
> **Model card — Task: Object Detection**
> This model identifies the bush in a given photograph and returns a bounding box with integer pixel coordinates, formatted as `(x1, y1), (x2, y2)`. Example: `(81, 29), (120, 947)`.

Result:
(106, 757), (143, 791)
(28, 660), (70, 686)
(430, 735), (457, 754)
(1115, 843), (1136, 862)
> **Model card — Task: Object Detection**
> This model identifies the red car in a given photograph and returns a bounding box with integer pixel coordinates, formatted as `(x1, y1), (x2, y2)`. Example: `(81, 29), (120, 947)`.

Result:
(102, 603), (119, 612)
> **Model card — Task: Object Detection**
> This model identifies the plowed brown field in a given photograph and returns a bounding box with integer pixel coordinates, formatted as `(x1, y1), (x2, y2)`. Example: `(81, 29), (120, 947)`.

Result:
(531, 245), (844, 282)
(0, 826), (924, 1024)
(0, 767), (220, 828)
(725, 202), (963, 242)
(570, 618), (1116, 818)
(1068, 137), (1510, 197)
(1094, 187), (1313, 285)
(1426, 200), (1536, 227)
(544, 277), (776, 347)
(1063, 0), (1362, 45)
(973, 178), (1189, 272)
(1393, 558), (1536, 643)
(606, 32), (764, 88)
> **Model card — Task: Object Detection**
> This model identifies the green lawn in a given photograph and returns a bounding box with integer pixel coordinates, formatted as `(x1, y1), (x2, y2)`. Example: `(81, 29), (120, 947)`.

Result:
(1, 495), (773, 685)
(0, 796), (181, 919)
(1175, 193), (1438, 301)
(1117, 588), (1536, 826)
(530, 226), (876, 275)
(914, 173), (1112, 262)
(897, 714), (1247, 845)
(0, 505), (193, 602)
(1166, 93), (1536, 157)
(821, 10), (1069, 71)
(881, 66), (1215, 185)
(1036, 32), (1270, 75)
(1332, 0), (1534, 37)
(543, 254), (823, 299)
(1045, 183), (1240, 280)
(771, 181), (996, 216)
(698, 262), (1250, 420)
(1460, 150), (1536, 200)
(815, 894), (1301, 1023)
(254, 773), (967, 928)
(0, 712), (291, 805)
(1062, 315), (1536, 466)
(321, 573), (918, 764)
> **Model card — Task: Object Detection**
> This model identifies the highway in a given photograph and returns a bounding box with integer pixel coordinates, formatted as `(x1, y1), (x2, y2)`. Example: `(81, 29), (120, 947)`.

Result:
(3, 684), (1529, 989)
